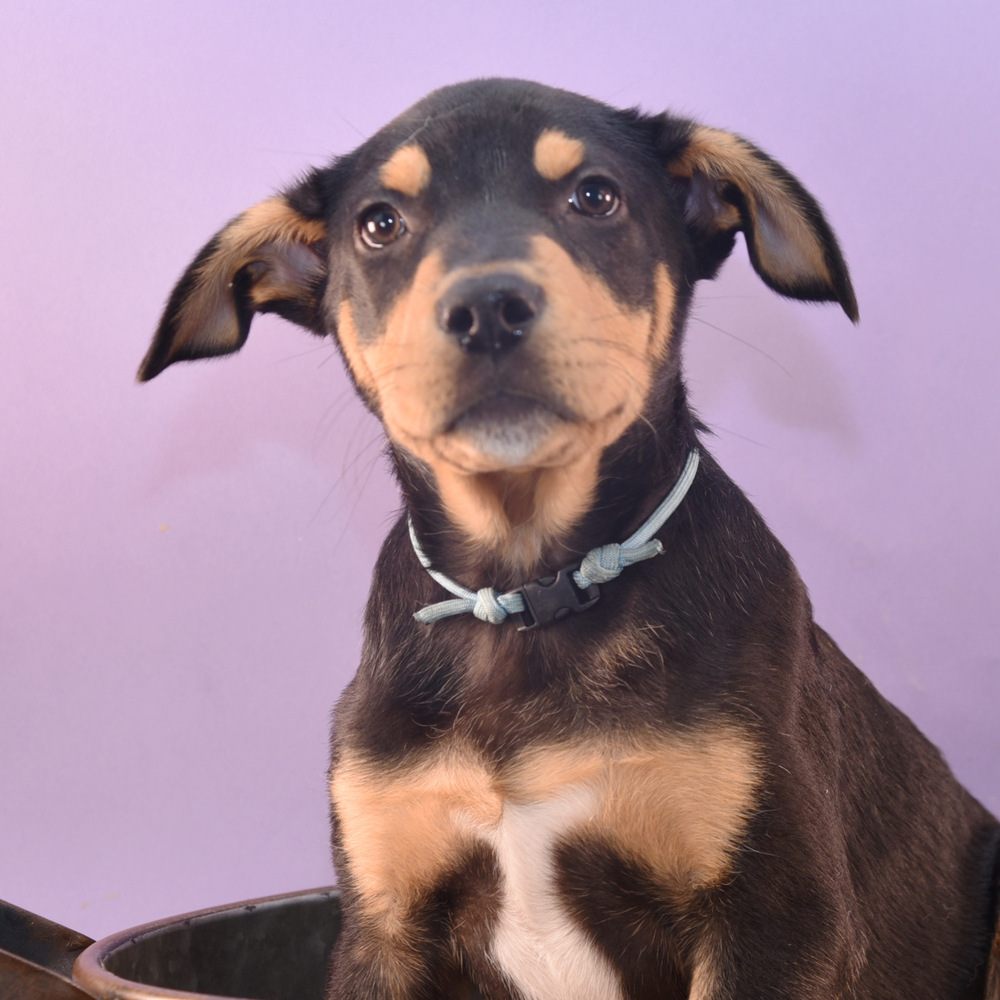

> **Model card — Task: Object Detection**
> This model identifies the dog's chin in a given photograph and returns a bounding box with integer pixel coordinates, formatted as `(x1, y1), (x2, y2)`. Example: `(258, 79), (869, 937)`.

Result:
(434, 395), (577, 474)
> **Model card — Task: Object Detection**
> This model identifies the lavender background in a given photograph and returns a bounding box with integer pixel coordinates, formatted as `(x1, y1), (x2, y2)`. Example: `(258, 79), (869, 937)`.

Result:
(2, 1), (998, 940)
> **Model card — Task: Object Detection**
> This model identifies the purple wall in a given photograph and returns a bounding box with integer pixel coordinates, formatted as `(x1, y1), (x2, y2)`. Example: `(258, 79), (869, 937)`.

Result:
(2, 1), (997, 939)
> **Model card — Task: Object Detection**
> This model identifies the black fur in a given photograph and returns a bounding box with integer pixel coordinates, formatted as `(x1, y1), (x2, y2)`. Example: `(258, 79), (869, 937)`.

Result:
(141, 79), (1000, 1000)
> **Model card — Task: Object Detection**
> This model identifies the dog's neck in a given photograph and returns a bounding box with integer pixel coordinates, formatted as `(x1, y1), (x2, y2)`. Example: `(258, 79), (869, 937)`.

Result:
(395, 381), (698, 593)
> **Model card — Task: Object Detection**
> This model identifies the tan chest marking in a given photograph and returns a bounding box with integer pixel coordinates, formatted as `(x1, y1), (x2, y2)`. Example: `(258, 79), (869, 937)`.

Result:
(330, 725), (760, 919)
(510, 732), (760, 891)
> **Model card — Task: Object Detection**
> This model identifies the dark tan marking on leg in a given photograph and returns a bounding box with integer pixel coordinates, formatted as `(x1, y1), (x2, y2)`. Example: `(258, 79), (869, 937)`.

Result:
(985, 918), (1000, 1000)
(533, 129), (587, 182)
(379, 144), (433, 198)
(687, 936), (722, 1000)
(331, 746), (502, 927)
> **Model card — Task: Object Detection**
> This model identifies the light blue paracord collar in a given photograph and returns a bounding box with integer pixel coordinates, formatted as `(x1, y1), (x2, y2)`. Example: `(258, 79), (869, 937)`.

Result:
(409, 449), (700, 630)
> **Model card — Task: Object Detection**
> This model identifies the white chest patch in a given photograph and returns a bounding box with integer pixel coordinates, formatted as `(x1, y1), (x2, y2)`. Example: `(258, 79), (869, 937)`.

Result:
(332, 728), (758, 1000)
(483, 783), (625, 1000)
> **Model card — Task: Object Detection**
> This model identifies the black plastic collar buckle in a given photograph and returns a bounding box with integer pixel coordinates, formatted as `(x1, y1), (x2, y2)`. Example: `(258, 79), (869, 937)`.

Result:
(516, 567), (600, 631)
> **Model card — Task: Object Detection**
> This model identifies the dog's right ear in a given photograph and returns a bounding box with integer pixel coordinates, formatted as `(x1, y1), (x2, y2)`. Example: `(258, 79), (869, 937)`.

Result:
(138, 194), (327, 381)
(665, 125), (858, 323)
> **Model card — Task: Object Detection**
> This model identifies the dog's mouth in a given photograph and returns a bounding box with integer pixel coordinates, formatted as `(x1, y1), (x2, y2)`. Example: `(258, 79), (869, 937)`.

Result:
(436, 392), (578, 472)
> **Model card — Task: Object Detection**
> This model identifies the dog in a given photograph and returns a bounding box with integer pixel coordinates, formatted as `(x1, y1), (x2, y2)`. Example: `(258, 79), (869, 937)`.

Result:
(138, 79), (1000, 1000)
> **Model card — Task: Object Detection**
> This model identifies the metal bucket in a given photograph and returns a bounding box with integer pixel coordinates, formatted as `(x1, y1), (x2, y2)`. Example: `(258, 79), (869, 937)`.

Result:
(73, 887), (340, 1000)
(0, 896), (95, 999)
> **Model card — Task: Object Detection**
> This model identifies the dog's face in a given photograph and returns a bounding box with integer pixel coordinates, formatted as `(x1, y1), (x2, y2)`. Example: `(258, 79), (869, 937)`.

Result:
(140, 79), (855, 567)
(332, 104), (678, 485)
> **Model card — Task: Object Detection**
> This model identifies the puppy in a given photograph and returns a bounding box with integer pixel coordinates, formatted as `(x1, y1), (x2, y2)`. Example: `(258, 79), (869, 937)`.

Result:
(140, 79), (1000, 1000)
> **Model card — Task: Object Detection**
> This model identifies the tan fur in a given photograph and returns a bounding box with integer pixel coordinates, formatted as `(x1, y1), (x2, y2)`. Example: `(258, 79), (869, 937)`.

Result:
(669, 126), (833, 289)
(331, 726), (760, 927)
(379, 144), (433, 198)
(336, 300), (378, 398)
(425, 453), (607, 571)
(533, 129), (586, 181)
(335, 238), (677, 570)
(170, 197), (325, 362)
(503, 729), (761, 891)
(587, 624), (668, 679)
(331, 747), (502, 924)
(687, 936), (722, 1000)
(986, 926), (1000, 1000)
(650, 263), (678, 361)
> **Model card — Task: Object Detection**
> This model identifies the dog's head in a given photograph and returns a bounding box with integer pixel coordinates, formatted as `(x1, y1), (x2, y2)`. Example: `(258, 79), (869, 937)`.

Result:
(140, 79), (855, 570)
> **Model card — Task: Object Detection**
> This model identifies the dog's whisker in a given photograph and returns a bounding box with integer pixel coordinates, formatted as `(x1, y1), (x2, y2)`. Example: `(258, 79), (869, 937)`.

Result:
(689, 315), (793, 378)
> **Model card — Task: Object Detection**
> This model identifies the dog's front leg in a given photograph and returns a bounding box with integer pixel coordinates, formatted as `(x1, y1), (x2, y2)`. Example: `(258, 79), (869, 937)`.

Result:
(326, 733), (504, 1000)
(325, 891), (478, 1000)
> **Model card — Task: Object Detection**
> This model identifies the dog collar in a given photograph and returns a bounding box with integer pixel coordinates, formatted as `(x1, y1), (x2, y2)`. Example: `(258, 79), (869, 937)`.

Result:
(409, 449), (700, 630)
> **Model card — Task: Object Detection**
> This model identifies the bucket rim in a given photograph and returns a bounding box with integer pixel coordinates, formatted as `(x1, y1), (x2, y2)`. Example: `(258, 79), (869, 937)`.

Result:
(72, 885), (339, 1000)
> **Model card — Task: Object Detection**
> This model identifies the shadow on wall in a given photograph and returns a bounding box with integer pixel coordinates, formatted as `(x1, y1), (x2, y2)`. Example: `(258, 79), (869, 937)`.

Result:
(138, 317), (386, 506)
(685, 252), (860, 451)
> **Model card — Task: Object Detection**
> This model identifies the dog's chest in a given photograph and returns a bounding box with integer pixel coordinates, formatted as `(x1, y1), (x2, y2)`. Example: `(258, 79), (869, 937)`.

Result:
(332, 726), (759, 997)
(486, 780), (622, 1000)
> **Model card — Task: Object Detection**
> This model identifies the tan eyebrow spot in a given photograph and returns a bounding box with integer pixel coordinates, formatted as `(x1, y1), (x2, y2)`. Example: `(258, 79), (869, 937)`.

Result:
(378, 144), (432, 197)
(533, 129), (586, 181)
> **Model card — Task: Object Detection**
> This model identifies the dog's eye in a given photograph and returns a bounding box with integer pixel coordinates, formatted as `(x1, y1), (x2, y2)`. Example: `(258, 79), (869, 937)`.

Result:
(358, 203), (406, 248)
(569, 177), (620, 217)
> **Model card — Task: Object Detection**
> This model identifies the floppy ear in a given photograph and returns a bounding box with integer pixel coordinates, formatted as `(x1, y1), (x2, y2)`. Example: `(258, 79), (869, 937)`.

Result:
(138, 196), (328, 381)
(668, 126), (858, 322)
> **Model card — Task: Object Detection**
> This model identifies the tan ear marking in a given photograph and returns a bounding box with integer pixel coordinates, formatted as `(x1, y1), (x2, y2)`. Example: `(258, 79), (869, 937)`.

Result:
(670, 126), (834, 289)
(533, 129), (586, 182)
(179, 197), (326, 331)
(139, 196), (327, 380)
(226, 197), (327, 253)
(187, 198), (323, 312)
(379, 144), (433, 198)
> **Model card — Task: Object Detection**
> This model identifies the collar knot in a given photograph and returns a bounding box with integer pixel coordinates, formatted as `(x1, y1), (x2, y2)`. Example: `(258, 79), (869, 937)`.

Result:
(473, 587), (510, 624)
(575, 538), (664, 588)
(409, 449), (700, 629)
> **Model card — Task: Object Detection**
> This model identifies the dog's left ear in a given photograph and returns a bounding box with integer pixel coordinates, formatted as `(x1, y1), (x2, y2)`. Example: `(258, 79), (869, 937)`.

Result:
(668, 126), (858, 322)
(138, 193), (327, 381)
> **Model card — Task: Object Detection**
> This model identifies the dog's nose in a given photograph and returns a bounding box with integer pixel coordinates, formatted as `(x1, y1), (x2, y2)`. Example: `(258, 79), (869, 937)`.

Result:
(438, 274), (543, 355)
